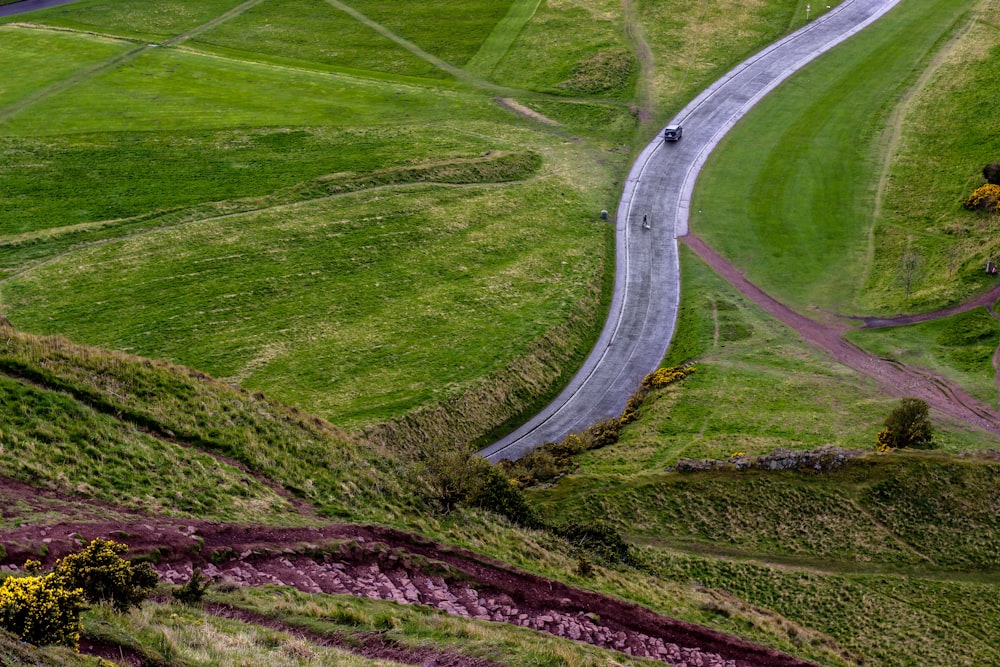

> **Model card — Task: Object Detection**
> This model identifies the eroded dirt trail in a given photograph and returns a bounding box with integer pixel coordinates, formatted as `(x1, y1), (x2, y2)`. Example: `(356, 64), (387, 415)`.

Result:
(683, 233), (1000, 435)
(0, 490), (818, 667)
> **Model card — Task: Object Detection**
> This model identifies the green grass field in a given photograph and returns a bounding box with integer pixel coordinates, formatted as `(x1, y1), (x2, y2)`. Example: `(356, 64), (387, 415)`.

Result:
(1, 1), (999, 665)
(0, 0), (832, 443)
(862, 0), (1000, 312)
(691, 0), (978, 313)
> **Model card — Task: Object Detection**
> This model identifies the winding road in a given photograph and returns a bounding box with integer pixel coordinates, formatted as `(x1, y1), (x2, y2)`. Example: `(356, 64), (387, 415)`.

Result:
(481, 0), (905, 462)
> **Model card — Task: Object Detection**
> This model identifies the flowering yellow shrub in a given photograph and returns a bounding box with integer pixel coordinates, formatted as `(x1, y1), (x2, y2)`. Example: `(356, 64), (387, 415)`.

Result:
(0, 573), (86, 647)
(641, 365), (695, 391)
(875, 428), (893, 453)
(963, 183), (1000, 212)
(53, 538), (158, 612)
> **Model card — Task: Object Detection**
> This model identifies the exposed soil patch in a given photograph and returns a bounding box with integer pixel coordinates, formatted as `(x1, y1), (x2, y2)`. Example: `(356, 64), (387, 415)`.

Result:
(0, 489), (817, 667)
(844, 281), (1000, 329)
(682, 233), (1000, 435)
(495, 98), (560, 125)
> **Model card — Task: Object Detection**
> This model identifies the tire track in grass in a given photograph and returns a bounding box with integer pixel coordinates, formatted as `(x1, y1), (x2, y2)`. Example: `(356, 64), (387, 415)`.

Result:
(0, 0), (272, 124)
(465, 0), (541, 78)
(321, 0), (494, 90)
(622, 0), (654, 121)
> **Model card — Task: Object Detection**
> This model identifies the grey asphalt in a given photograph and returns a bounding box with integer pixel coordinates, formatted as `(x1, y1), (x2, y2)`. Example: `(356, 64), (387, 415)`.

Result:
(481, 0), (903, 463)
(0, 0), (78, 17)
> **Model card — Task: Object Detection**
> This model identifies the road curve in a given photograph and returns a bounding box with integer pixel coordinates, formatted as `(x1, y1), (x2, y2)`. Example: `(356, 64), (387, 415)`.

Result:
(481, 0), (903, 462)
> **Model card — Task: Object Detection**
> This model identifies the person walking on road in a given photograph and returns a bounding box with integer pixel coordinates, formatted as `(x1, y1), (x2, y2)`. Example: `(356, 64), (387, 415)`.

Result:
(642, 214), (650, 230)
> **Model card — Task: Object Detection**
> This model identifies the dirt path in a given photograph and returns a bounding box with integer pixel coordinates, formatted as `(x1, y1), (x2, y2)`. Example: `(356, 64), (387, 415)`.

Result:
(0, 481), (818, 667)
(682, 233), (1000, 435)
(843, 282), (1000, 328)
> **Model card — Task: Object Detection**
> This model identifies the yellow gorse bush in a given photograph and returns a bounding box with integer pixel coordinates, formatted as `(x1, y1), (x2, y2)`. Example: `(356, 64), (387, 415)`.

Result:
(641, 365), (696, 391)
(0, 573), (86, 648)
(963, 183), (1000, 213)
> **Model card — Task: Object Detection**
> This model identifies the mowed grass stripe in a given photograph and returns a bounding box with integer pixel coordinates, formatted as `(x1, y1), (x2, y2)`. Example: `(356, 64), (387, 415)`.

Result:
(321, 0), (484, 87)
(0, 0), (254, 42)
(186, 0), (448, 81)
(465, 0), (541, 77)
(0, 0), (296, 125)
(690, 0), (977, 312)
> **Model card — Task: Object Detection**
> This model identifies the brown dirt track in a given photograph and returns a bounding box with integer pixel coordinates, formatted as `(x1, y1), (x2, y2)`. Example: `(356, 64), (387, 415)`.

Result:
(682, 233), (1000, 437)
(0, 474), (818, 667)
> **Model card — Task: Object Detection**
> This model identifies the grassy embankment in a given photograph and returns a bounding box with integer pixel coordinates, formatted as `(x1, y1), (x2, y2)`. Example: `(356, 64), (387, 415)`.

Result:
(843, 0), (1000, 403)
(691, 0), (980, 314)
(526, 4), (1000, 664)
(0, 0), (824, 447)
(0, 325), (853, 667)
(529, 250), (1000, 667)
(3, 321), (999, 667)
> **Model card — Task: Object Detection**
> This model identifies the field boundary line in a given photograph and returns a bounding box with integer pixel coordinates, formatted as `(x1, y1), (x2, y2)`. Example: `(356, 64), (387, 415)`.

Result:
(161, 0), (270, 47)
(0, 42), (151, 124)
(322, 0), (494, 90)
(465, 0), (541, 77)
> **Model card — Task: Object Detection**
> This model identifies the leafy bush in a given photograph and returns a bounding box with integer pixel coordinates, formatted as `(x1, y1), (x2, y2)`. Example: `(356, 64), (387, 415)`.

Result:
(963, 183), (1000, 212)
(468, 464), (543, 529)
(984, 163), (1000, 185)
(53, 539), (158, 612)
(555, 519), (642, 567)
(408, 443), (540, 528)
(880, 397), (934, 449)
(0, 574), (86, 648)
(172, 568), (210, 605)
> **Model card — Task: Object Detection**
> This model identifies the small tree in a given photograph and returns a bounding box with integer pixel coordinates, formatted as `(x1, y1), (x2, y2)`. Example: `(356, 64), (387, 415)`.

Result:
(983, 163), (1000, 185)
(53, 538), (158, 612)
(881, 397), (934, 449)
(172, 568), (211, 605)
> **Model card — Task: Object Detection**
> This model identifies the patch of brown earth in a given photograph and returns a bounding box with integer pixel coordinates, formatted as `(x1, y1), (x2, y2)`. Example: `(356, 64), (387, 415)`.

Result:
(495, 98), (560, 125)
(0, 510), (818, 667)
(682, 233), (1000, 436)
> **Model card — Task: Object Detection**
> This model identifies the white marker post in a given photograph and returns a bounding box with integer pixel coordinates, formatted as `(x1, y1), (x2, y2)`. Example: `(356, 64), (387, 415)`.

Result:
(806, 4), (811, 20)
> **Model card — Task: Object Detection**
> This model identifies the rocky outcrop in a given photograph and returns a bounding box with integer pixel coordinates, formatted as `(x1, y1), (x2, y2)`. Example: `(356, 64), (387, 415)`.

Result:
(672, 446), (864, 474)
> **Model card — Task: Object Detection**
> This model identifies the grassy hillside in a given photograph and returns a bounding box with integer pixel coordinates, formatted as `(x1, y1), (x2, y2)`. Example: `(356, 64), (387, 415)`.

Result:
(691, 0), (979, 313)
(1, 1), (998, 666)
(0, 0), (841, 448)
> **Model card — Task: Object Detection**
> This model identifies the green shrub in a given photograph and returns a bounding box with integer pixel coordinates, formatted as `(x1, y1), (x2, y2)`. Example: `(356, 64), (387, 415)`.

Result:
(984, 163), (1000, 185)
(881, 397), (935, 449)
(171, 568), (210, 605)
(0, 574), (86, 648)
(53, 538), (157, 612)
(468, 465), (543, 529)
(555, 519), (641, 568)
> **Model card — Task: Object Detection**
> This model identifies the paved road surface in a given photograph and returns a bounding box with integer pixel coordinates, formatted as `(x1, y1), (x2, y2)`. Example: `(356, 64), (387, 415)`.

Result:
(0, 0), (78, 17)
(481, 0), (903, 462)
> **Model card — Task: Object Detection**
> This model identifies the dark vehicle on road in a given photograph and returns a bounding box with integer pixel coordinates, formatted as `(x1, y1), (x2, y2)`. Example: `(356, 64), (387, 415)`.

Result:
(663, 124), (682, 142)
